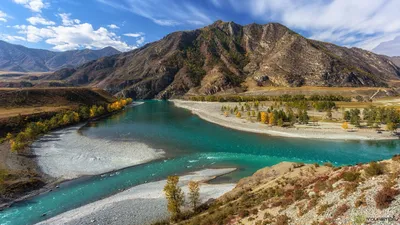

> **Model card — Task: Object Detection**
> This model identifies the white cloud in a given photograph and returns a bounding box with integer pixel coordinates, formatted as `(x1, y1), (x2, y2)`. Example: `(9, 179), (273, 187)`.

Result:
(0, 10), (8, 22)
(59, 13), (80, 26)
(124, 32), (146, 46)
(136, 36), (145, 45)
(124, 32), (144, 38)
(97, 0), (212, 26)
(107, 24), (120, 29)
(27, 15), (55, 25)
(0, 34), (26, 42)
(224, 0), (400, 53)
(12, 0), (47, 12)
(13, 13), (140, 52)
(14, 23), (136, 51)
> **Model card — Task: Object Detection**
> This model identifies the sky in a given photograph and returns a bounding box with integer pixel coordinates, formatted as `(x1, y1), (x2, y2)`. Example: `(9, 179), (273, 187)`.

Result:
(0, 0), (399, 56)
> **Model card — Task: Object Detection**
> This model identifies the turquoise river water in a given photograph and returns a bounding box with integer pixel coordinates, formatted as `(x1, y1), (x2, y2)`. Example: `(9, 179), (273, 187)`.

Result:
(1, 101), (400, 225)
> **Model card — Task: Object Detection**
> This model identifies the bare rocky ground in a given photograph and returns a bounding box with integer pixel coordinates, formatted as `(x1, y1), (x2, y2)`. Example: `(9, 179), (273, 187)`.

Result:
(181, 157), (400, 225)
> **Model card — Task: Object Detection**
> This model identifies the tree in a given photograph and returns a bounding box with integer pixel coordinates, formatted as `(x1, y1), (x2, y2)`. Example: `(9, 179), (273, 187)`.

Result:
(188, 181), (200, 211)
(260, 112), (268, 124)
(343, 111), (351, 121)
(342, 122), (349, 130)
(386, 122), (397, 132)
(164, 176), (184, 220)
(90, 105), (98, 118)
(350, 109), (361, 127)
(277, 118), (284, 127)
(257, 112), (261, 122)
(326, 109), (332, 120)
(268, 112), (275, 125)
(236, 112), (242, 118)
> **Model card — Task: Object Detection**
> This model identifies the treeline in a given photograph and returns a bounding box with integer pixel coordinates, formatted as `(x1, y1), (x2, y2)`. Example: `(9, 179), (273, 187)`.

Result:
(342, 106), (400, 130)
(187, 94), (350, 102)
(5, 98), (133, 152)
(222, 102), (309, 127)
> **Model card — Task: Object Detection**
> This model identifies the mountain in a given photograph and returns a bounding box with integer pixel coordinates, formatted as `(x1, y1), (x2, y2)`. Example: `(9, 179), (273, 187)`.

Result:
(0, 41), (120, 72)
(391, 56), (400, 67)
(44, 21), (400, 99)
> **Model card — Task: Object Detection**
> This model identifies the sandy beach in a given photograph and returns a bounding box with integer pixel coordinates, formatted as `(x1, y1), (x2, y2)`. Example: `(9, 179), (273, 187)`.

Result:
(172, 100), (398, 140)
(37, 168), (236, 225)
(31, 125), (165, 180)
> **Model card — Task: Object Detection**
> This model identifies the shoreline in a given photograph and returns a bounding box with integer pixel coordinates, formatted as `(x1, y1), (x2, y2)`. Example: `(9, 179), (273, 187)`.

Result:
(0, 102), (155, 209)
(36, 168), (237, 225)
(171, 100), (399, 141)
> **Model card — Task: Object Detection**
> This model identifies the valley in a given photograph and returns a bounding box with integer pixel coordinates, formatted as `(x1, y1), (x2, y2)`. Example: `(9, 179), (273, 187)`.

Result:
(0, 18), (399, 225)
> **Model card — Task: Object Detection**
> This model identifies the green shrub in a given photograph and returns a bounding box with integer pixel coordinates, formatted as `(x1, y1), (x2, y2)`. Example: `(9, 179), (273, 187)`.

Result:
(364, 162), (385, 177)
(342, 171), (361, 182)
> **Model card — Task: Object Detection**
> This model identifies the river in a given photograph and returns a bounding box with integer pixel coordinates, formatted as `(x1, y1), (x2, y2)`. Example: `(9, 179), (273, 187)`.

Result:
(1, 101), (399, 225)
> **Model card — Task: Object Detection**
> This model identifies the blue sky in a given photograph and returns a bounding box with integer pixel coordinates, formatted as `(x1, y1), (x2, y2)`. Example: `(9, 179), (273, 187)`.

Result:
(0, 0), (399, 56)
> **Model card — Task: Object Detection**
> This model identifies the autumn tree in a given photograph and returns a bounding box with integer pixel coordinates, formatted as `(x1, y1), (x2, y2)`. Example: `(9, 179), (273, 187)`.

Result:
(268, 112), (275, 125)
(188, 181), (200, 211)
(164, 176), (184, 220)
(236, 112), (241, 118)
(342, 122), (349, 130)
(260, 112), (268, 124)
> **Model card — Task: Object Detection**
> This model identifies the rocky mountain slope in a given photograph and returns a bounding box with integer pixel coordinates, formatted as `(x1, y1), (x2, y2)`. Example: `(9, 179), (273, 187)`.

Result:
(391, 56), (400, 67)
(45, 21), (400, 99)
(180, 157), (400, 225)
(0, 41), (120, 72)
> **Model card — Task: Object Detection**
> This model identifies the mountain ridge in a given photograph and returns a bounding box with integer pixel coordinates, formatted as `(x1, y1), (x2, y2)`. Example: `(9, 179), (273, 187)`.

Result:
(0, 40), (120, 72)
(43, 21), (400, 99)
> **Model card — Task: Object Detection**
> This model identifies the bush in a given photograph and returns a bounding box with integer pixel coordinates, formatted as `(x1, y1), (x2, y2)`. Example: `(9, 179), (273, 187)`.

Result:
(341, 182), (358, 198)
(323, 162), (333, 167)
(275, 215), (290, 225)
(342, 171), (361, 182)
(374, 187), (400, 210)
(354, 194), (367, 208)
(238, 209), (249, 218)
(364, 162), (385, 177)
(317, 203), (333, 215)
(332, 204), (349, 218)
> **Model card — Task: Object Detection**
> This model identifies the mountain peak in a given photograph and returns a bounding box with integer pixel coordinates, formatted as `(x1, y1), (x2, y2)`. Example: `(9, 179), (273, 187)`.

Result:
(0, 40), (122, 72)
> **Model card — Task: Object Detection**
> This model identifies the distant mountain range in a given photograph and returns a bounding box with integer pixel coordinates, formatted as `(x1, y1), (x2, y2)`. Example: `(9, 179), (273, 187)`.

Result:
(0, 40), (120, 72)
(42, 20), (400, 99)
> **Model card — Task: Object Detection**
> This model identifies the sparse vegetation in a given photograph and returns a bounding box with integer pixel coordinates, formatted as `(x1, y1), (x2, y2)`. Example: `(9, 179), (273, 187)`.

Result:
(364, 161), (385, 177)
(374, 186), (399, 210)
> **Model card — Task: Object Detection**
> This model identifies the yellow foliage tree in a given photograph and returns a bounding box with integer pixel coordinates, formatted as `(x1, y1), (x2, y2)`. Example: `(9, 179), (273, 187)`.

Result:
(236, 112), (241, 118)
(260, 112), (268, 124)
(268, 112), (275, 125)
(342, 122), (349, 130)
(163, 176), (184, 220)
(188, 181), (200, 211)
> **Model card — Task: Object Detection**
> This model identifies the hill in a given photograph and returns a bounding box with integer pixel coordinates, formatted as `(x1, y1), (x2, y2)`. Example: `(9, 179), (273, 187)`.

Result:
(391, 56), (400, 67)
(181, 158), (400, 225)
(0, 41), (120, 72)
(43, 20), (400, 99)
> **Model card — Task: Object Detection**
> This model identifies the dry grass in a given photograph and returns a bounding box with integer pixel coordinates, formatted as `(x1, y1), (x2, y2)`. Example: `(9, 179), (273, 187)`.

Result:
(0, 106), (71, 119)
